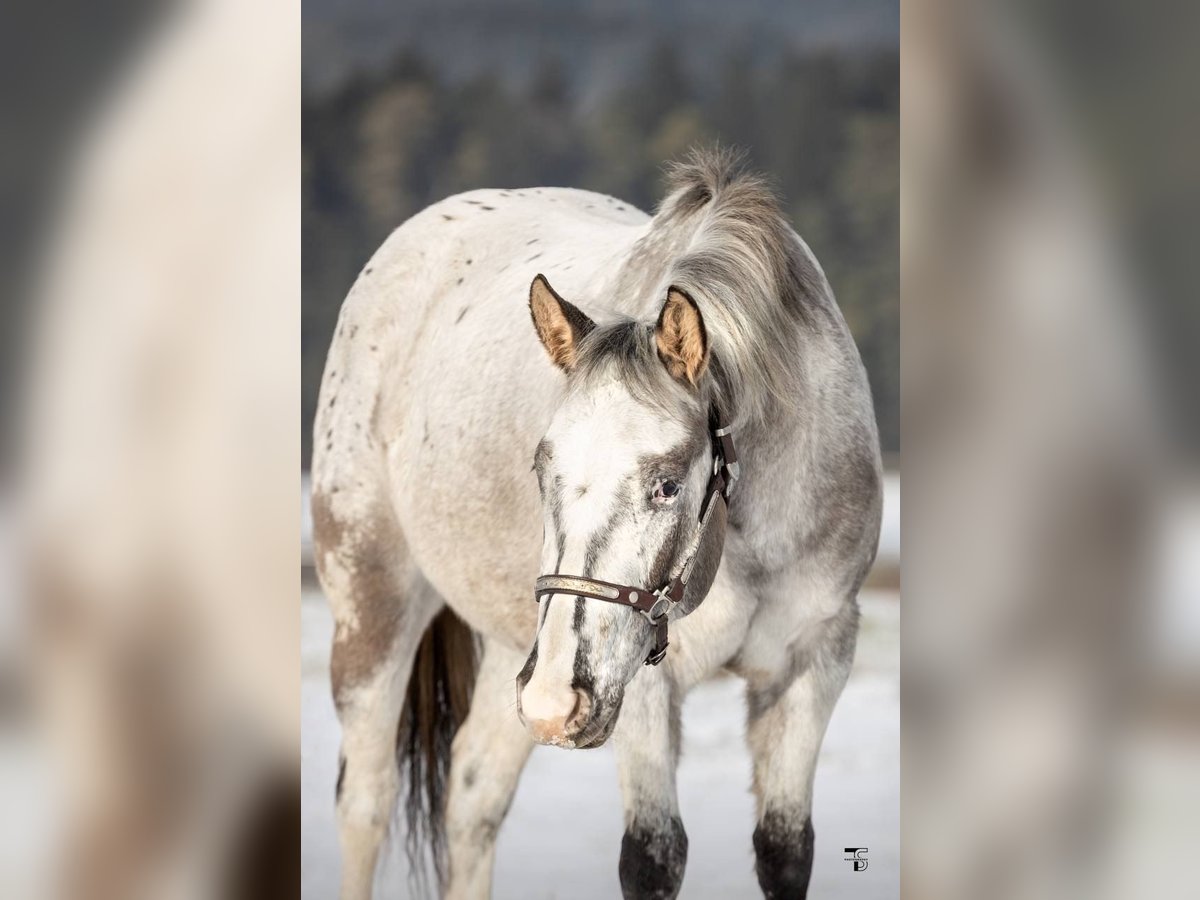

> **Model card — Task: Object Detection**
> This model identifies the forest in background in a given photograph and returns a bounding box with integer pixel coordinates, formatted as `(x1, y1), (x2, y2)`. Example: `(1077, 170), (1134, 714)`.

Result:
(303, 41), (898, 461)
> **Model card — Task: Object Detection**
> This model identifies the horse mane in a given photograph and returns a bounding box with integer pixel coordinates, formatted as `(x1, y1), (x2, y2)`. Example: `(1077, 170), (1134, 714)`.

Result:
(649, 147), (827, 427)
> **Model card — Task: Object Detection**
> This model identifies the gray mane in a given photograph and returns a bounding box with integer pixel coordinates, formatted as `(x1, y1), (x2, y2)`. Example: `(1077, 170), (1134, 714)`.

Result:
(604, 147), (829, 428)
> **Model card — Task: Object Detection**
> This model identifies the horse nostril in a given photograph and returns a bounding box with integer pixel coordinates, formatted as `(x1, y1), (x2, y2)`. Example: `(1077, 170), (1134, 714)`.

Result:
(566, 689), (591, 732)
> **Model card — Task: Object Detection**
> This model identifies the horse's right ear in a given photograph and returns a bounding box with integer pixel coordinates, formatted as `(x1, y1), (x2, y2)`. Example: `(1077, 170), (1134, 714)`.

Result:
(528, 275), (595, 371)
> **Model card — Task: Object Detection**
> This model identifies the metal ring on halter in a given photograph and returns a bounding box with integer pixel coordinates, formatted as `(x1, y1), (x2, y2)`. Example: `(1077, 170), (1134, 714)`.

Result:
(645, 593), (672, 623)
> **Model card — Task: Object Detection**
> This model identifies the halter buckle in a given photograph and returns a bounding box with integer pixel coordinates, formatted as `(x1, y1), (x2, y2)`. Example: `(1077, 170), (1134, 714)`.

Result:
(645, 642), (669, 666)
(644, 590), (672, 624)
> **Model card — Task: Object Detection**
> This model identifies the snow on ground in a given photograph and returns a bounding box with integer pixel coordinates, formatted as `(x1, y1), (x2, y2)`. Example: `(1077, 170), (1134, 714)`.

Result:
(302, 588), (899, 899)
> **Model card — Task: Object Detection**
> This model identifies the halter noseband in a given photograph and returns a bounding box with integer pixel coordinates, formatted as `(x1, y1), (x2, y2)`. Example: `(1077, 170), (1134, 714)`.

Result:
(533, 411), (739, 666)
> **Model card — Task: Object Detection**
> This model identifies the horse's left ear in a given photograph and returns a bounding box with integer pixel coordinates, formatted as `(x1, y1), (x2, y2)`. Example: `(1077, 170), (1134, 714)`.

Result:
(529, 274), (595, 371)
(656, 287), (709, 385)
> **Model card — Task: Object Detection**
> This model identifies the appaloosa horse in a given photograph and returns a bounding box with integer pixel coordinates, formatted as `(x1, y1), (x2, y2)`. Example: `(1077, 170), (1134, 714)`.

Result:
(312, 149), (881, 899)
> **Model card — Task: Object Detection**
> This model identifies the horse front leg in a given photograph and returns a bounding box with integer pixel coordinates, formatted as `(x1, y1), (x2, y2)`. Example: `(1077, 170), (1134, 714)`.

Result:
(745, 602), (858, 899)
(612, 667), (687, 900)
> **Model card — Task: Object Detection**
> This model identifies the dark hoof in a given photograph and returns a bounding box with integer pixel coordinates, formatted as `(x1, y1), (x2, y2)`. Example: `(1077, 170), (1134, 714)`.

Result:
(619, 816), (688, 900)
(753, 812), (814, 899)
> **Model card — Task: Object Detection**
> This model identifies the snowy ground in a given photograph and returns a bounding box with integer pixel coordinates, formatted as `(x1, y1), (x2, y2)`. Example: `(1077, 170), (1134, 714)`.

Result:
(301, 588), (899, 899)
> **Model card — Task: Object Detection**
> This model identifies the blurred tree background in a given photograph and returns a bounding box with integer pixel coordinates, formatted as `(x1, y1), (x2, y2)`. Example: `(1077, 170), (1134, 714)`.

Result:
(303, 1), (898, 463)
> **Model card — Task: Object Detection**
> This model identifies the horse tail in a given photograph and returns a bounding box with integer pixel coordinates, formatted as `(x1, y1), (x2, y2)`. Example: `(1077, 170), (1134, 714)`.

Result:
(397, 605), (479, 889)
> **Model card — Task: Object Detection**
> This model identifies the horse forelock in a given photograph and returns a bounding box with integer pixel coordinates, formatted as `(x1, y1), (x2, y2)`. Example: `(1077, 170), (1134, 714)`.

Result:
(570, 319), (707, 429)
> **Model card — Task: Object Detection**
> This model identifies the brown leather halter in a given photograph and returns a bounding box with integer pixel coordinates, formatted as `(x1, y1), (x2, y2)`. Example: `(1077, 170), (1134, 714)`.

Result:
(533, 411), (739, 666)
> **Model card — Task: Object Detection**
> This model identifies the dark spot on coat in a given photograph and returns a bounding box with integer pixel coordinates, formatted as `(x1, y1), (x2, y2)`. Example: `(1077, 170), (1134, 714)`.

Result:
(474, 815), (502, 846)
(581, 493), (628, 577)
(442, 214), (455, 221)
(336, 756), (346, 800)
(526, 238), (539, 245)
(313, 493), (409, 700)
(364, 267), (373, 275)
(457, 277), (464, 285)
(466, 258), (472, 265)
(455, 307), (469, 324)
(480, 205), (495, 211)
(527, 252), (542, 262)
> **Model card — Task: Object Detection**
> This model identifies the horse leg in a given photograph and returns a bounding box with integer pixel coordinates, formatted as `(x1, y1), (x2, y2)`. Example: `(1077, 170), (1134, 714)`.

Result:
(314, 494), (440, 900)
(612, 668), (686, 900)
(744, 602), (858, 900)
(332, 612), (436, 900)
(444, 637), (534, 900)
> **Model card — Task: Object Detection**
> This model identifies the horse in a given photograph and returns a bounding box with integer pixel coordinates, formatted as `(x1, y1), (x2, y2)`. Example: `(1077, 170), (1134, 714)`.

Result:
(311, 148), (882, 900)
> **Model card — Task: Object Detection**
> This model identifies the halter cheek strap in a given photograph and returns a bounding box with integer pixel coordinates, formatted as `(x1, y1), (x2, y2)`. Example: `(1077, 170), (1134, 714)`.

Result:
(533, 413), (739, 666)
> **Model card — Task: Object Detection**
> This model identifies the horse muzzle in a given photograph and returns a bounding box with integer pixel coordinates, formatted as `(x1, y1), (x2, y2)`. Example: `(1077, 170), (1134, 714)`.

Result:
(515, 668), (622, 749)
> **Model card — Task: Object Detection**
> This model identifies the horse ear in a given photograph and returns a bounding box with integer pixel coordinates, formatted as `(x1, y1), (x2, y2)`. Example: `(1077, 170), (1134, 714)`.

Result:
(529, 275), (595, 371)
(655, 287), (709, 385)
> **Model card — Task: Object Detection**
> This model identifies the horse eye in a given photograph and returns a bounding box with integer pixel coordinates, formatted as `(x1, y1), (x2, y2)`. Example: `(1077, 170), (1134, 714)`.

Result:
(653, 480), (680, 503)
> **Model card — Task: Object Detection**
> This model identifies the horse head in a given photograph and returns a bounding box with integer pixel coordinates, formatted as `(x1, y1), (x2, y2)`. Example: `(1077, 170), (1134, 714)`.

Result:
(515, 274), (728, 748)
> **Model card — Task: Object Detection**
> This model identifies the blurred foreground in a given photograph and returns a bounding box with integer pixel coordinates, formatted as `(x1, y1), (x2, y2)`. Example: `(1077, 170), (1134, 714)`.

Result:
(903, 1), (1199, 898)
(4, 1), (299, 897)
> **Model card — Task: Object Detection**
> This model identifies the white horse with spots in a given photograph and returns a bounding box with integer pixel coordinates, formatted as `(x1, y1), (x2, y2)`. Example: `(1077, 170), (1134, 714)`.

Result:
(312, 150), (882, 899)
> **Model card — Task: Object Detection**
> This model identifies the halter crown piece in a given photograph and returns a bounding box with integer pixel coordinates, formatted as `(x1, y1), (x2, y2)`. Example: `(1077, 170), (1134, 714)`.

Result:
(533, 409), (740, 665)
